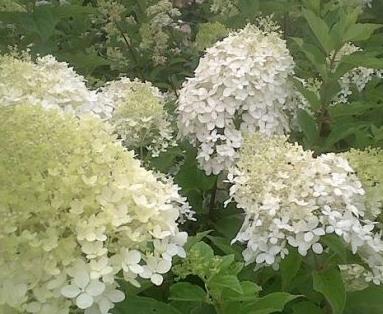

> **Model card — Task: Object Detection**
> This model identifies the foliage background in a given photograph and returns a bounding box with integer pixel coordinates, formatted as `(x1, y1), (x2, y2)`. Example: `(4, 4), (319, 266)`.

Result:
(1, 0), (383, 313)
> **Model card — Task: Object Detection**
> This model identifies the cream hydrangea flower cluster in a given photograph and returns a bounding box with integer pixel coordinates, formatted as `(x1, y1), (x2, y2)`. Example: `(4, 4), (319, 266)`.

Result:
(228, 133), (383, 271)
(0, 104), (191, 314)
(0, 54), (97, 113)
(178, 25), (295, 175)
(94, 77), (177, 157)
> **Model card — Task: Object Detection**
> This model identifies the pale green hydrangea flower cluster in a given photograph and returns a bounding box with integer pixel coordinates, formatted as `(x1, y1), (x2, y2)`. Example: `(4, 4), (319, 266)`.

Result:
(194, 22), (229, 51)
(139, 0), (182, 65)
(227, 133), (383, 283)
(94, 77), (177, 157)
(0, 104), (191, 314)
(339, 264), (369, 291)
(0, 54), (97, 114)
(342, 148), (383, 220)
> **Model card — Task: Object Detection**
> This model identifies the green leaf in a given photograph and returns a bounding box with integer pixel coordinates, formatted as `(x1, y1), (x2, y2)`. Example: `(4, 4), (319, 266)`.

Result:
(214, 214), (244, 239)
(169, 282), (207, 302)
(319, 79), (341, 105)
(190, 241), (215, 260)
(313, 268), (346, 314)
(292, 301), (323, 314)
(297, 109), (319, 145)
(302, 9), (333, 53)
(293, 78), (321, 111)
(175, 146), (216, 191)
(242, 292), (299, 314)
(239, 0), (260, 18)
(290, 38), (327, 77)
(342, 54), (383, 69)
(207, 235), (243, 260)
(185, 231), (212, 250)
(344, 287), (383, 314)
(324, 122), (368, 149)
(113, 296), (182, 314)
(209, 274), (243, 295)
(222, 281), (261, 302)
(344, 23), (382, 42)
(280, 249), (302, 291)
(322, 235), (347, 262)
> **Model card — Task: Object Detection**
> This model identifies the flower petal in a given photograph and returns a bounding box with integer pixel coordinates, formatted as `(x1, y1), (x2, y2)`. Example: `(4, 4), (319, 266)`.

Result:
(76, 293), (94, 309)
(61, 285), (81, 298)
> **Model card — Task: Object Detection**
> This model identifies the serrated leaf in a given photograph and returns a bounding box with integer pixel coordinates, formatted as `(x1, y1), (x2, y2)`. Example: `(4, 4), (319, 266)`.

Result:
(242, 292), (299, 314)
(313, 268), (346, 314)
(342, 54), (383, 69)
(302, 9), (333, 53)
(280, 249), (302, 291)
(322, 235), (347, 262)
(297, 109), (319, 145)
(209, 274), (243, 294)
(344, 23), (382, 42)
(169, 282), (207, 302)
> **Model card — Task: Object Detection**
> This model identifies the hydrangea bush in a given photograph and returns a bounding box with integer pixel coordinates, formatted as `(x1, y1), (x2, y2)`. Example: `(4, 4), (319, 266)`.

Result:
(1, 0), (383, 313)
(0, 105), (191, 314)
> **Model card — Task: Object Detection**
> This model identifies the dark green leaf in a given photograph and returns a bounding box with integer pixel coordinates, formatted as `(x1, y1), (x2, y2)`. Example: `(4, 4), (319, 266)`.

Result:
(302, 9), (333, 53)
(292, 301), (323, 314)
(169, 282), (207, 302)
(113, 296), (182, 314)
(344, 287), (383, 314)
(313, 268), (346, 314)
(344, 23), (382, 42)
(297, 109), (319, 145)
(280, 250), (302, 291)
(209, 274), (243, 294)
(242, 292), (299, 314)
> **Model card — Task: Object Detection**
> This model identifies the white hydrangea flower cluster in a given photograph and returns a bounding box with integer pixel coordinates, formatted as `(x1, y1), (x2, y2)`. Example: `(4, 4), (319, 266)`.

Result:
(0, 54), (97, 114)
(332, 43), (382, 104)
(0, 104), (192, 314)
(93, 77), (177, 157)
(178, 25), (295, 175)
(228, 133), (383, 270)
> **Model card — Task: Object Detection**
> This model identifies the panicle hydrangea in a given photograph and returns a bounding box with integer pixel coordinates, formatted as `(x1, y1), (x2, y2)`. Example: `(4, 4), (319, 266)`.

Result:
(0, 54), (97, 114)
(0, 104), (192, 314)
(178, 24), (295, 175)
(139, 0), (182, 65)
(93, 77), (177, 157)
(331, 43), (382, 104)
(227, 133), (383, 270)
(342, 148), (383, 219)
